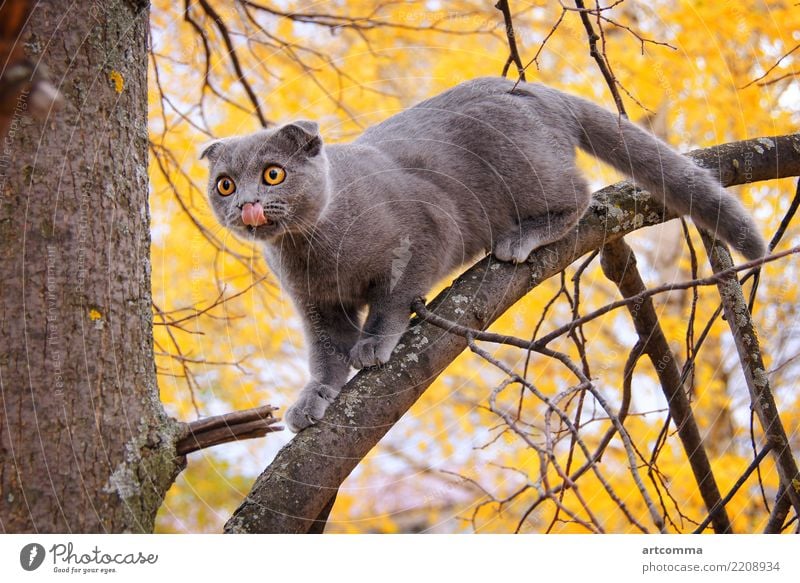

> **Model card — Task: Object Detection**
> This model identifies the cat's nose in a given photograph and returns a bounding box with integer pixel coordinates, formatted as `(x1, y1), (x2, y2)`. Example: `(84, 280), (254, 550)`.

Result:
(237, 198), (261, 209)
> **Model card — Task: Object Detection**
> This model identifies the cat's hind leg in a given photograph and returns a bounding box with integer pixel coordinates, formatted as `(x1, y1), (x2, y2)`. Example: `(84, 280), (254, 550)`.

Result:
(494, 161), (590, 264)
(493, 208), (581, 264)
(349, 293), (414, 369)
(349, 271), (432, 369)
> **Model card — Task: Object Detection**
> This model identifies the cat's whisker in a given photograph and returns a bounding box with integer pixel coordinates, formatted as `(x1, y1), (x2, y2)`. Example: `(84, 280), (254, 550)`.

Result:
(291, 216), (339, 257)
(292, 211), (337, 246)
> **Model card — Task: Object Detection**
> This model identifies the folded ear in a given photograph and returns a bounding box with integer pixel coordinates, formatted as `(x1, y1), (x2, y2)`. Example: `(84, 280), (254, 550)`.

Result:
(278, 120), (322, 157)
(199, 139), (224, 161)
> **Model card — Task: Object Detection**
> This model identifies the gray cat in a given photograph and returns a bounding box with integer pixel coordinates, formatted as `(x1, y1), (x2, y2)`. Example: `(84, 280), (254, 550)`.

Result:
(201, 77), (765, 432)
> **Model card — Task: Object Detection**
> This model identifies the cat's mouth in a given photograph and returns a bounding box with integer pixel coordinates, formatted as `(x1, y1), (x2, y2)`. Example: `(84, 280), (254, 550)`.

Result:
(237, 201), (288, 238)
(241, 202), (272, 227)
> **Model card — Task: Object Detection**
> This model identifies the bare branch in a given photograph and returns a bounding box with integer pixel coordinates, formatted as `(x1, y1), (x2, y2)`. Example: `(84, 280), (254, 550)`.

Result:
(754, 71), (799, 87)
(765, 486), (793, 533)
(692, 442), (774, 534)
(747, 177), (800, 312)
(700, 232), (800, 517)
(469, 338), (652, 532)
(190, 0), (270, 127)
(600, 238), (732, 533)
(238, 1), (494, 36)
(411, 244), (800, 355)
(741, 43), (800, 89)
(524, 7), (566, 72)
(573, 0), (627, 117)
(495, 0), (526, 81)
(177, 405), (283, 455)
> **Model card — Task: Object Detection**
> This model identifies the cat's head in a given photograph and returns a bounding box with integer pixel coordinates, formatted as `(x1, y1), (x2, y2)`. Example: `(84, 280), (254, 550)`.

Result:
(200, 121), (330, 242)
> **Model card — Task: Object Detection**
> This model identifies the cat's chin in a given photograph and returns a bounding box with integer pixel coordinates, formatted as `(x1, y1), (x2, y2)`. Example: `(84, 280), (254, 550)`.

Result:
(235, 221), (283, 241)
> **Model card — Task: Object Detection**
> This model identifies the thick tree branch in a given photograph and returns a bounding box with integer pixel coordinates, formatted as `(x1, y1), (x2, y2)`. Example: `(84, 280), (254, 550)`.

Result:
(224, 133), (800, 533)
(764, 486), (793, 533)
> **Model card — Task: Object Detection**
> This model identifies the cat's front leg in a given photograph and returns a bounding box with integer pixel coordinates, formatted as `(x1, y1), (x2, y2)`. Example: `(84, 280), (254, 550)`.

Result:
(350, 290), (417, 369)
(286, 302), (360, 432)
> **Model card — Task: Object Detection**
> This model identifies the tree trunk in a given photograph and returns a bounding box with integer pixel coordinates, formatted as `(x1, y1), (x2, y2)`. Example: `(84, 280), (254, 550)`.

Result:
(0, 0), (184, 533)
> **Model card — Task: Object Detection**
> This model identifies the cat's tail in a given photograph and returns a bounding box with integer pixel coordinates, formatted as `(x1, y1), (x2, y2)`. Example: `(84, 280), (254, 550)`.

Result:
(562, 92), (766, 260)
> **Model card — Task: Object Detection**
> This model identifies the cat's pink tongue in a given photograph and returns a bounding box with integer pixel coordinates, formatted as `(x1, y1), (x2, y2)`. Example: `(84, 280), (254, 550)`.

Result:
(242, 202), (267, 227)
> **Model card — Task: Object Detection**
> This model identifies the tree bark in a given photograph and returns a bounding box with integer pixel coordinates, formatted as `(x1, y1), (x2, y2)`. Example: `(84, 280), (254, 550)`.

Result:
(700, 233), (800, 516)
(0, 0), (184, 533)
(224, 133), (800, 533)
(600, 238), (732, 533)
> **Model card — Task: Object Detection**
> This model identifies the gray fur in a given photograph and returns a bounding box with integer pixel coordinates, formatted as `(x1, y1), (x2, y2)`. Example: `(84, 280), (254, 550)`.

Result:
(201, 77), (766, 432)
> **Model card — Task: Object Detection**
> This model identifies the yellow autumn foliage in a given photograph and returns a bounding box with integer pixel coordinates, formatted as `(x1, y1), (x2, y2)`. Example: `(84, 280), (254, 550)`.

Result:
(149, 0), (799, 533)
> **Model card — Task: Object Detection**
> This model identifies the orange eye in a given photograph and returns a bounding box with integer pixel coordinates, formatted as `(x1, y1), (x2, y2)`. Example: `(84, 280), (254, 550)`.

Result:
(216, 176), (235, 196)
(263, 165), (286, 186)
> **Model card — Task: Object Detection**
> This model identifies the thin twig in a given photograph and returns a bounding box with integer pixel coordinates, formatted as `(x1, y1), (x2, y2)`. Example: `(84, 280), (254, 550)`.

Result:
(411, 245), (800, 356)
(469, 339), (649, 533)
(764, 486), (792, 533)
(747, 177), (800, 312)
(741, 43), (800, 89)
(692, 442), (774, 533)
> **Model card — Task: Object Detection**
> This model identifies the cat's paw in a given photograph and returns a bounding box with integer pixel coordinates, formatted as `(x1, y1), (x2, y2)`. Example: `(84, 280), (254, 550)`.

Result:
(285, 382), (339, 433)
(350, 336), (394, 369)
(493, 237), (536, 264)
